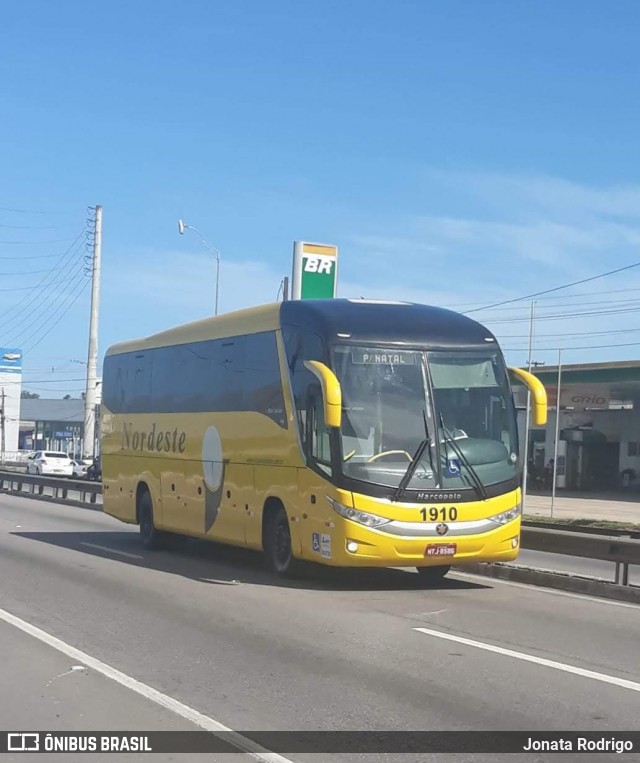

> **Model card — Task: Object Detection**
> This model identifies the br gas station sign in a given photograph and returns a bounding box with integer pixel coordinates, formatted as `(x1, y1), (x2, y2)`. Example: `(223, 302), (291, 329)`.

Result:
(291, 241), (338, 300)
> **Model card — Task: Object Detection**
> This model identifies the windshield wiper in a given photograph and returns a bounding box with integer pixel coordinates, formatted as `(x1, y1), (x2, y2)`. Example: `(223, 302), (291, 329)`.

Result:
(392, 411), (435, 502)
(439, 413), (488, 500)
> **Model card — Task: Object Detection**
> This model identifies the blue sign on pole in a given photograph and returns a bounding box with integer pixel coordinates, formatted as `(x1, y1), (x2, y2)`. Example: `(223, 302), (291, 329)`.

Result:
(0, 348), (22, 373)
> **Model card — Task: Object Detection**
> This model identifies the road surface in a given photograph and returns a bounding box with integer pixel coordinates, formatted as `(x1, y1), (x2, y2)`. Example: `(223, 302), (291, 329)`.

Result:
(1, 493), (639, 761)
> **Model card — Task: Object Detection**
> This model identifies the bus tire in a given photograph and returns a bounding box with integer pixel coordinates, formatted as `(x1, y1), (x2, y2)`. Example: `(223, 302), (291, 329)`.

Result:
(415, 565), (450, 585)
(138, 491), (163, 550)
(264, 504), (301, 577)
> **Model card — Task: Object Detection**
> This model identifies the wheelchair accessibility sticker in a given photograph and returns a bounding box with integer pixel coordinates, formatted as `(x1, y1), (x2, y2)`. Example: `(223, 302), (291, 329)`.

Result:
(312, 532), (332, 558)
(445, 458), (461, 477)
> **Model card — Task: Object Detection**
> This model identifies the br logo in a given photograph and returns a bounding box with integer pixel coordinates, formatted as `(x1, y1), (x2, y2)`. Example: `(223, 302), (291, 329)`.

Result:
(303, 256), (333, 274)
(202, 426), (226, 533)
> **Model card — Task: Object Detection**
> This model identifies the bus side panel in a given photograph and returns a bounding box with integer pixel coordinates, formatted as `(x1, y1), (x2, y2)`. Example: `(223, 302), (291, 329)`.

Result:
(103, 404), (304, 545)
(252, 465), (300, 553)
(158, 461), (187, 533)
(102, 410), (138, 525)
(203, 462), (253, 545)
(295, 467), (339, 563)
(103, 453), (162, 526)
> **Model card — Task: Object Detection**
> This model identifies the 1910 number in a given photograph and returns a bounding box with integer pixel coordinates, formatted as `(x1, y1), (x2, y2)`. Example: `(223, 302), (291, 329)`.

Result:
(420, 507), (458, 522)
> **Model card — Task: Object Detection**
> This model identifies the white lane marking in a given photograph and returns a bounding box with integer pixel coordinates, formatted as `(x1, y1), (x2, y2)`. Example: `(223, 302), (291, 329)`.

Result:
(0, 606), (295, 763)
(414, 626), (640, 693)
(451, 570), (640, 611)
(81, 543), (142, 560)
(421, 610), (447, 616)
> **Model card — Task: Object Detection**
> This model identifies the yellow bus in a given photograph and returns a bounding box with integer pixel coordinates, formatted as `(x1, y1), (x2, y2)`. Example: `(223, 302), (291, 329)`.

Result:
(101, 299), (546, 582)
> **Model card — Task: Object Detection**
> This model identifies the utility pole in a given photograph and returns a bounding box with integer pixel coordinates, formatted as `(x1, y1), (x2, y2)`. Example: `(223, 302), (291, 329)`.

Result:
(84, 205), (102, 459)
(551, 348), (563, 518)
(0, 388), (5, 466)
(521, 301), (535, 513)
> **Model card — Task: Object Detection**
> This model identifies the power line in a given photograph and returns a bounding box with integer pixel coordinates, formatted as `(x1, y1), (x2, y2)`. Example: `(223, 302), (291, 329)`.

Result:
(0, 272), (86, 292)
(484, 305), (640, 324)
(6, 270), (87, 347)
(0, 248), (85, 334)
(0, 205), (68, 215)
(463, 296), (640, 314)
(448, 286), (640, 309)
(0, 267), (77, 276)
(21, 277), (90, 356)
(463, 260), (640, 314)
(0, 377), (87, 387)
(503, 340), (640, 352)
(3, 376), (85, 385)
(21, 388), (86, 394)
(497, 326), (640, 339)
(0, 224), (60, 230)
(0, 237), (77, 245)
(0, 232), (85, 328)
(0, 252), (74, 261)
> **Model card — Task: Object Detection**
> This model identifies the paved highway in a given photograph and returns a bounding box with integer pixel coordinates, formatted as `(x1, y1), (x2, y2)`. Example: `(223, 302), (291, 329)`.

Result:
(1, 493), (640, 762)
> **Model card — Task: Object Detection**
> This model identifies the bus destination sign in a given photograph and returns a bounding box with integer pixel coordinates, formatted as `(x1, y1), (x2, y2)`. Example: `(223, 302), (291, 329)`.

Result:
(351, 350), (418, 365)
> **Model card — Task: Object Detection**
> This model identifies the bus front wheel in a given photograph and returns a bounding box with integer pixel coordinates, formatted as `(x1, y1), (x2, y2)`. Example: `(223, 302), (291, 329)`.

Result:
(139, 492), (163, 550)
(264, 505), (301, 577)
(415, 565), (450, 585)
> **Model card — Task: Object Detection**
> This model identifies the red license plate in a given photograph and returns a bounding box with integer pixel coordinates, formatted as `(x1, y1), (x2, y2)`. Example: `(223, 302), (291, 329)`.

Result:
(426, 543), (457, 557)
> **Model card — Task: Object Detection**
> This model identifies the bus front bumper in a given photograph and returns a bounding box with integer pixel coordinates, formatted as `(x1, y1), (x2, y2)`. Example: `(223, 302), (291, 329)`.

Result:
(310, 518), (521, 568)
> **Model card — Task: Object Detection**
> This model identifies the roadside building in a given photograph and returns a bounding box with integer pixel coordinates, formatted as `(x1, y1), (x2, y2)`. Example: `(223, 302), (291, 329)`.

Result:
(19, 398), (89, 456)
(0, 347), (22, 454)
(516, 360), (640, 492)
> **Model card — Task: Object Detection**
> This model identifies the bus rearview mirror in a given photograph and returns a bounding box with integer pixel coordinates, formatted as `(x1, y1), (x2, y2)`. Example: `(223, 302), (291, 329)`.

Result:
(508, 367), (548, 427)
(303, 361), (342, 428)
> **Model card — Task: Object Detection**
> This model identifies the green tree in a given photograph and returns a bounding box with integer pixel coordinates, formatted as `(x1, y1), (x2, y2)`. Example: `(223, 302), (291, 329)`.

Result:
(20, 391), (40, 399)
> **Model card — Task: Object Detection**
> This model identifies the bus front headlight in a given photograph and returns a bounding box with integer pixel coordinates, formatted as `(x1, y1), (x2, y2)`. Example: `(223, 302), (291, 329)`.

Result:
(488, 504), (522, 525)
(325, 497), (391, 528)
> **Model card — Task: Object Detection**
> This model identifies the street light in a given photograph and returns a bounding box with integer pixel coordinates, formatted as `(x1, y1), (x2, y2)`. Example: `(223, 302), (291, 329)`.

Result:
(177, 219), (222, 316)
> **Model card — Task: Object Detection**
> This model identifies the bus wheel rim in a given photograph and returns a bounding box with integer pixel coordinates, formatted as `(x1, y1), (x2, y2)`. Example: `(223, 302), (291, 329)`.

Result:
(275, 519), (291, 566)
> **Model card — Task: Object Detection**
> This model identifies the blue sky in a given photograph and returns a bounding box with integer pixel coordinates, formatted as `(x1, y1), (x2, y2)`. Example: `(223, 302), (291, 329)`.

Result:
(1, 0), (640, 397)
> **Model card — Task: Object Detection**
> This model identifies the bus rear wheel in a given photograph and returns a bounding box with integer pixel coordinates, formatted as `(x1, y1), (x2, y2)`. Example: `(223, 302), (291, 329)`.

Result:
(264, 505), (301, 576)
(139, 491), (163, 550)
(415, 565), (451, 585)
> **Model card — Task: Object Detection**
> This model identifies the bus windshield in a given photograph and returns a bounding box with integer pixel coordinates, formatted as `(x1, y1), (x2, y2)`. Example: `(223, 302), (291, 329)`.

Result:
(331, 345), (518, 492)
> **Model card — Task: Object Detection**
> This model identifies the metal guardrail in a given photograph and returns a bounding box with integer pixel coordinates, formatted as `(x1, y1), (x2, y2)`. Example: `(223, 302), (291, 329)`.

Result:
(521, 526), (640, 587)
(0, 470), (102, 505)
(523, 519), (640, 539)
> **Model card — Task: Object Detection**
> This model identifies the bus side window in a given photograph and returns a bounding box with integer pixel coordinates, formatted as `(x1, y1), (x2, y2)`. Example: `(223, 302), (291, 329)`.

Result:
(283, 327), (327, 451)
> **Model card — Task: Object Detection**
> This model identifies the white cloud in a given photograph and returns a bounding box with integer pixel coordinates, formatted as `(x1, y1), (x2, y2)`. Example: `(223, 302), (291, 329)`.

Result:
(107, 251), (282, 312)
(101, 171), (640, 369)
(428, 170), (640, 222)
(101, 249), (286, 350)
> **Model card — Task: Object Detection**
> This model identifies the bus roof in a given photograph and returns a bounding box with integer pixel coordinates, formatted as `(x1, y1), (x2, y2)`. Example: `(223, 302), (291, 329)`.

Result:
(105, 299), (497, 356)
(105, 303), (281, 356)
(280, 299), (498, 349)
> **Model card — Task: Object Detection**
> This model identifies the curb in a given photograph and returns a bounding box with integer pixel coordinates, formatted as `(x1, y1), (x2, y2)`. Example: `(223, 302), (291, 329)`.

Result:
(462, 562), (640, 605)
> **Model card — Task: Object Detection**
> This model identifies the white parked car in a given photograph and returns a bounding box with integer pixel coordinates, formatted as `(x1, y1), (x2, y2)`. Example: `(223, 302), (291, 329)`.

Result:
(26, 451), (74, 477)
(71, 456), (93, 479)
